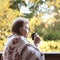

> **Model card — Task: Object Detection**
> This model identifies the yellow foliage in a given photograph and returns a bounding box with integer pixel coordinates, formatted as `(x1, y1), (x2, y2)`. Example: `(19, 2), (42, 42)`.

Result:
(0, 0), (10, 16)
(0, 0), (24, 52)
(39, 40), (60, 52)
(47, 0), (60, 8)
(0, 41), (4, 51)
(28, 0), (39, 3)
(55, 0), (60, 8)
(47, 1), (55, 7)
(29, 16), (41, 33)
(38, 13), (44, 17)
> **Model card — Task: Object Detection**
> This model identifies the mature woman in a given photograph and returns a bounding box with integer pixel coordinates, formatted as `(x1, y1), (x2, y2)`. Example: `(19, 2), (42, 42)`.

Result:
(3, 17), (43, 60)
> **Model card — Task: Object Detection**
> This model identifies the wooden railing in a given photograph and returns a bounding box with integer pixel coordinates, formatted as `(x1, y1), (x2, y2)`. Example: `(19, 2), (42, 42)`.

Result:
(0, 52), (60, 60)
(43, 52), (60, 60)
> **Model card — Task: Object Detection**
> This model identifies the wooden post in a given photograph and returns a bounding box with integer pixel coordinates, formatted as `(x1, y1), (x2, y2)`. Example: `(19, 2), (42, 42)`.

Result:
(43, 52), (60, 60)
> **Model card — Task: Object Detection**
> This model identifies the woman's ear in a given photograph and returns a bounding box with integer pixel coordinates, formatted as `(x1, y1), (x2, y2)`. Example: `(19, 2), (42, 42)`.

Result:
(19, 28), (22, 34)
(19, 27), (23, 33)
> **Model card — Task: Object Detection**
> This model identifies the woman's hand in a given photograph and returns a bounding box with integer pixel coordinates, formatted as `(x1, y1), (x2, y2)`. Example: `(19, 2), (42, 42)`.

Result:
(31, 33), (41, 44)
(34, 33), (41, 44)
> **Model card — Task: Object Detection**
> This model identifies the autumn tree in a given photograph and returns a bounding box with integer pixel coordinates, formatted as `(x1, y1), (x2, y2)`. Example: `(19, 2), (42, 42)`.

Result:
(0, 0), (23, 51)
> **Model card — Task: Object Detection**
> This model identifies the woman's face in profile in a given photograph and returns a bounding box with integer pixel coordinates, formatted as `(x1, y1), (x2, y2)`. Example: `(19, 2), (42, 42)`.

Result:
(19, 24), (29, 38)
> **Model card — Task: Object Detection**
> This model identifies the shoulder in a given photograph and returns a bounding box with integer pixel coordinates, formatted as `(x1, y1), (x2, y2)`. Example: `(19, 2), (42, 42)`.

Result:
(7, 35), (20, 45)
(6, 35), (29, 47)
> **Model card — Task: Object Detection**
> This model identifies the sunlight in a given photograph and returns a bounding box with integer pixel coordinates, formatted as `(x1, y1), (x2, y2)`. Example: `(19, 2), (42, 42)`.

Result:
(20, 6), (31, 14)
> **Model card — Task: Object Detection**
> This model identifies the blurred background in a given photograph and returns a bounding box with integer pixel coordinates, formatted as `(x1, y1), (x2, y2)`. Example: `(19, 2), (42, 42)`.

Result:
(0, 0), (60, 52)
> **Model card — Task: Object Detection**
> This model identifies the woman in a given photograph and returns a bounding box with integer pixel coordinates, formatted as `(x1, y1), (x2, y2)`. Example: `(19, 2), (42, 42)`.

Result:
(3, 17), (43, 60)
